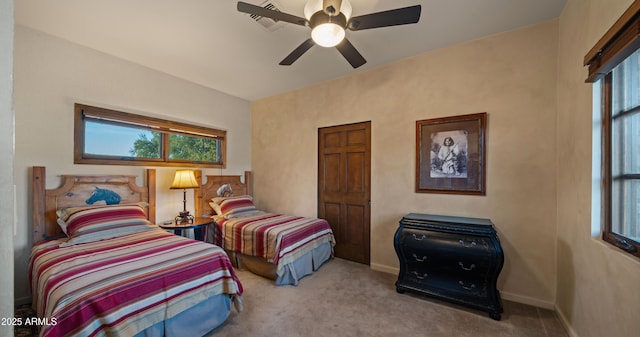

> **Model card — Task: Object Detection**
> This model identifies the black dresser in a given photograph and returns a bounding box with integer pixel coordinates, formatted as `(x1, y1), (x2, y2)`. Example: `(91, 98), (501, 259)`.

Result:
(394, 213), (504, 320)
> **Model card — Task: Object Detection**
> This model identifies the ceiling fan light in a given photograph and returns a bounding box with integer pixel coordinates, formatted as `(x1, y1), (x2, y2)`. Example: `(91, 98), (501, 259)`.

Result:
(311, 23), (345, 47)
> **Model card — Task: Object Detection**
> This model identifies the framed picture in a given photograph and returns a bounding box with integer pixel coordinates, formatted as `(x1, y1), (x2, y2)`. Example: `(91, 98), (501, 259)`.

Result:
(415, 112), (487, 195)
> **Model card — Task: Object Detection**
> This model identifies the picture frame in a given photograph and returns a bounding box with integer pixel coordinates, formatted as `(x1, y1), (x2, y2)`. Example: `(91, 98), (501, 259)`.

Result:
(415, 112), (487, 195)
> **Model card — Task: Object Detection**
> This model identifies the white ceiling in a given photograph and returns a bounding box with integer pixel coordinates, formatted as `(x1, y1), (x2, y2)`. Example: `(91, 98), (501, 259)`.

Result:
(15, 0), (566, 101)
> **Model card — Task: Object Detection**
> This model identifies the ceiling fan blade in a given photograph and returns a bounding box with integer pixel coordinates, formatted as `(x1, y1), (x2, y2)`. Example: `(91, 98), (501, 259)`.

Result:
(280, 38), (315, 66)
(237, 1), (307, 26)
(335, 38), (366, 68)
(323, 0), (342, 16)
(348, 5), (421, 31)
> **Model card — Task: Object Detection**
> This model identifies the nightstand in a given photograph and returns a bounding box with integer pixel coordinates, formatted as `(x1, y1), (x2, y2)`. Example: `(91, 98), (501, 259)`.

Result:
(159, 216), (213, 241)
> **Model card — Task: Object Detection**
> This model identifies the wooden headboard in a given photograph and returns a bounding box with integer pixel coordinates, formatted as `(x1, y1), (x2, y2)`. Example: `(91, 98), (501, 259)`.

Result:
(32, 166), (156, 244)
(194, 170), (253, 217)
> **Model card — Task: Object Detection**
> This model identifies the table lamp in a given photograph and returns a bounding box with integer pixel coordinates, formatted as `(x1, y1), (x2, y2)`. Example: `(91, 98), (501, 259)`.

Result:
(170, 169), (200, 223)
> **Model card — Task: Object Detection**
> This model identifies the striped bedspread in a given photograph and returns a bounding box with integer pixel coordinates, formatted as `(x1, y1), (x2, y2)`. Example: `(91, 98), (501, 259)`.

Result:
(29, 229), (243, 337)
(209, 212), (335, 273)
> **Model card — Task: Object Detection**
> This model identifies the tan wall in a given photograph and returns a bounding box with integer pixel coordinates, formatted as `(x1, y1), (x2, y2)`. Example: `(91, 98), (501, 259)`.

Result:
(557, 0), (640, 336)
(1, 0), (15, 335)
(252, 21), (559, 308)
(13, 26), (252, 303)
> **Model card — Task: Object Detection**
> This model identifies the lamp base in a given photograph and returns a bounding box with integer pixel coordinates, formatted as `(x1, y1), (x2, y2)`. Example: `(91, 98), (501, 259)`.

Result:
(175, 211), (194, 224)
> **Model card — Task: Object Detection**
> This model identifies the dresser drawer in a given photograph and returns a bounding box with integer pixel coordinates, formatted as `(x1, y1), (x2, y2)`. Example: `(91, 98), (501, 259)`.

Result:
(399, 228), (494, 264)
(401, 271), (490, 301)
(399, 245), (492, 276)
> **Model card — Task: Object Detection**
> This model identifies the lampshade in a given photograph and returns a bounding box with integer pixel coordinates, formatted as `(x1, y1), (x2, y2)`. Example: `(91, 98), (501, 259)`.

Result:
(170, 170), (199, 189)
(312, 23), (346, 47)
(305, 0), (351, 48)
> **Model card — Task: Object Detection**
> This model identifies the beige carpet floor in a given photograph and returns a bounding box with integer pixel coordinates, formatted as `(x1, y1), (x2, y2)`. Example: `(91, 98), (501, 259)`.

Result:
(206, 258), (568, 337)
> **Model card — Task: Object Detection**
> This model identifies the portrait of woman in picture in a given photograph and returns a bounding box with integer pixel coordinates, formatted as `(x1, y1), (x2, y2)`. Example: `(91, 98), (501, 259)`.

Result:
(430, 130), (468, 178)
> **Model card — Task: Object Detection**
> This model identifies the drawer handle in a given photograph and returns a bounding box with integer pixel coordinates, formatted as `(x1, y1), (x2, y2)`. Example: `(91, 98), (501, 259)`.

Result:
(413, 253), (428, 262)
(412, 271), (428, 279)
(459, 281), (476, 290)
(458, 262), (476, 271)
(412, 234), (426, 241)
(459, 239), (477, 247)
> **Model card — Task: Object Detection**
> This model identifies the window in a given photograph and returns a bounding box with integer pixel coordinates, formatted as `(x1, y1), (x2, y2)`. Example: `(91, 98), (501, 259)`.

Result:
(75, 103), (226, 168)
(585, 2), (640, 257)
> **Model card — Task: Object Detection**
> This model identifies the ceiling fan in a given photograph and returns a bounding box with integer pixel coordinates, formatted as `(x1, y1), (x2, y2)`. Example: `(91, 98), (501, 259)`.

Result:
(237, 0), (421, 68)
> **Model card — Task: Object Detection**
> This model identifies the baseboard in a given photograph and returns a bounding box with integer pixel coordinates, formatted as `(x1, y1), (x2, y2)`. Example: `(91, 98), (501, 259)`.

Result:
(15, 296), (32, 306)
(499, 291), (554, 309)
(370, 263), (398, 275)
(370, 263), (559, 311)
(500, 291), (576, 336)
(554, 304), (578, 337)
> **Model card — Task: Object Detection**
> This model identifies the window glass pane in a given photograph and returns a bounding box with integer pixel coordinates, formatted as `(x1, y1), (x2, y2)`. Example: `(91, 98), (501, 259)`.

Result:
(612, 48), (640, 115)
(85, 120), (161, 159)
(611, 47), (640, 245)
(611, 179), (640, 242)
(609, 44), (640, 249)
(168, 134), (220, 163)
(76, 103), (226, 167)
(611, 112), (640, 174)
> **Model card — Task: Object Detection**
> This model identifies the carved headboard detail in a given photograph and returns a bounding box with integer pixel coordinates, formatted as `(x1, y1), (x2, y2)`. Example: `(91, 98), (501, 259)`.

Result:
(193, 170), (252, 217)
(32, 166), (156, 244)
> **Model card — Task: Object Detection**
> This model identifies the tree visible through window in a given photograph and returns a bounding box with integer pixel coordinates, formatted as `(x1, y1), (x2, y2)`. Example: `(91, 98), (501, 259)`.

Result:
(75, 103), (226, 168)
(130, 132), (161, 159)
(167, 134), (220, 162)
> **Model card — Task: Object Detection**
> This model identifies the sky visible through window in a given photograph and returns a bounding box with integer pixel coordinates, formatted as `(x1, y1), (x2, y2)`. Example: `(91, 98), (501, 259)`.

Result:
(85, 122), (153, 157)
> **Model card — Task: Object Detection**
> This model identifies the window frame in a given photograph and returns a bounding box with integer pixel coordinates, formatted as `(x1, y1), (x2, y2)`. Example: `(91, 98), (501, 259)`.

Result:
(602, 72), (640, 258)
(585, 2), (640, 258)
(74, 103), (226, 168)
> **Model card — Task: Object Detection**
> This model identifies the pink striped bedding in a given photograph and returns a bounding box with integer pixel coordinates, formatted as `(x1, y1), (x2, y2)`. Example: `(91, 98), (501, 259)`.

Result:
(208, 212), (335, 272)
(29, 229), (243, 337)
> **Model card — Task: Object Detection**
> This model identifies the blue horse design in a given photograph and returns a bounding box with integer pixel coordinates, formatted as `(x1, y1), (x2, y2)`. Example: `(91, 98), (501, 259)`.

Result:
(86, 186), (122, 205)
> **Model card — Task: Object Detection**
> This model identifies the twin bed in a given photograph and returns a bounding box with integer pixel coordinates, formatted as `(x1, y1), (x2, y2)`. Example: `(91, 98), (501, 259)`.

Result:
(29, 167), (335, 336)
(193, 171), (335, 286)
(29, 167), (243, 337)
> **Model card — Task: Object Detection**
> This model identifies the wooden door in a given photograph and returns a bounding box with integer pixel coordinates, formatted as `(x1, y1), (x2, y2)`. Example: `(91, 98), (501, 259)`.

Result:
(318, 121), (371, 264)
